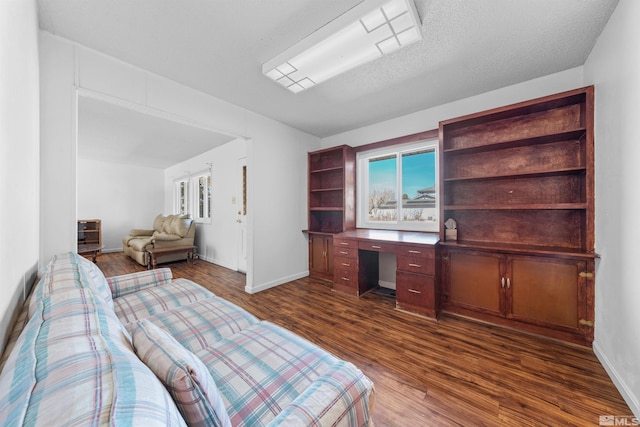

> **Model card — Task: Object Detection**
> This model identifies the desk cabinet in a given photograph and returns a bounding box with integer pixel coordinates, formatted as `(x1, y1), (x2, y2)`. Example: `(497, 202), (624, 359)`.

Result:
(309, 234), (334, 280)
(395, 243), (439, 318)
(333, 236), (377, 296)
(443, 247), (594, 344)
(333, 230), (440, 319)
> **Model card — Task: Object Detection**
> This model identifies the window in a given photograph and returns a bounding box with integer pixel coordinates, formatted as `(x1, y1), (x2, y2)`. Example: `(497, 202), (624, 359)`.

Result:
(173, 171), (212, 222)
(175, 179), (189, 215)
(193, 173), (212, 221)
(357, 140), (438, 231)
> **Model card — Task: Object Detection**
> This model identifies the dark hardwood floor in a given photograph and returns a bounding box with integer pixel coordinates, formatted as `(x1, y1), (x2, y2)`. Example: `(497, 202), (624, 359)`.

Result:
(97, 252), (631, 426)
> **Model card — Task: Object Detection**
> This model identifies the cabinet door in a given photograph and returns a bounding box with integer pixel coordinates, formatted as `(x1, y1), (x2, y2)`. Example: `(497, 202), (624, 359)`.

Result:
(507, 256), (583, 330)
(309, 235), (333, 278)
(447, 250), (503, 315)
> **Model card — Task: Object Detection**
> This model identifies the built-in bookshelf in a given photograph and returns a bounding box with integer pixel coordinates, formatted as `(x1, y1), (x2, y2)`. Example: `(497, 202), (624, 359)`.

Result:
(439, 86), (597, 345)
(307, 145), (355, 280)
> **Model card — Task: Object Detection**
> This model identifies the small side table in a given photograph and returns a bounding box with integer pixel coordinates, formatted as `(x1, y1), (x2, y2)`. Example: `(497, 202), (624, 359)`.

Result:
(147, 245), (197, 270)
(78, 243), (101, 263)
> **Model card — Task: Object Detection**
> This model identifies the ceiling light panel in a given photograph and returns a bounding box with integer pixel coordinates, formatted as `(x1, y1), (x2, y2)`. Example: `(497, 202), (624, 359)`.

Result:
(262, 0), (422, 93)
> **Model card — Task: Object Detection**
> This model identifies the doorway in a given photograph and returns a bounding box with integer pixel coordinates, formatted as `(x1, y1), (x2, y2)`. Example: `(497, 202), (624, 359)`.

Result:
(237, 157), (248, 273)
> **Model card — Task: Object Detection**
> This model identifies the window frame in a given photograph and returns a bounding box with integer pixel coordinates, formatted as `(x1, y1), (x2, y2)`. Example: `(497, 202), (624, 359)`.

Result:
(356, 138), (439, 232)
(190, 171), (212, 223)
(173, 170), (212, 223)
(174, 178), (189, 216)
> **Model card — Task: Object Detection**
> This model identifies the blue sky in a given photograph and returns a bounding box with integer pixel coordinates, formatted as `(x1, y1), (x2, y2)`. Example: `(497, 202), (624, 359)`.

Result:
(369, 151), (435, 199)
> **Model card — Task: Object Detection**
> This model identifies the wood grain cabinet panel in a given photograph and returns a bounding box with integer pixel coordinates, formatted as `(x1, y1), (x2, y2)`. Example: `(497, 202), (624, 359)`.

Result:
(508, 256), (582, 329)
(308, 234), (333, 280)
(447, 250), (502, 315)
(443, 247), (594, 345)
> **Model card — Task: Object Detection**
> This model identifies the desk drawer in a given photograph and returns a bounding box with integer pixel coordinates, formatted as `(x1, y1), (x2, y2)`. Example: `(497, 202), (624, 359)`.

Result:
(334, 238), (357, 249)
(397, 255), (435, 275)
(397, 245), (435, 258)
(334, 256), (357, 271)
(396, 271), (436, 311)
(334, 269), (358, 287)
(358, 241), (395, 253)
(334, 247), (357, 258)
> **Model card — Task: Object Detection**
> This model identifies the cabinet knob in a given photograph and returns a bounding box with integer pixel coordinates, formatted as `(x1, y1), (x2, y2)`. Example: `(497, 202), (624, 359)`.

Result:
(341, 277), (350, 281)
(371, 245), (381, 249)
(341, 262), (350, 267)
(507, 278), (511, 288)
(408, 263), (422, 268)
(408, 250), (421, 254)
(408, 289), (422, 294)
(340, 251), (348, 255)
(501, 277), (505, 288)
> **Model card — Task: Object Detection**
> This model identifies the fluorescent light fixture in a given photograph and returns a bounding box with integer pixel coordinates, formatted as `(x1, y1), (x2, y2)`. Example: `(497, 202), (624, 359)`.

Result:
(262, 0), (422, 93)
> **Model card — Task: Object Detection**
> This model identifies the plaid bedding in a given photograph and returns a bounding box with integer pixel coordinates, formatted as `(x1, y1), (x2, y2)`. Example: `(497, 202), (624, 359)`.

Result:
(266, 361), (374, 427)
(113, 278), (214, 325)
(0, 252), (375, 426)
(132, 297), (260, 353)
(0, 254), (187, 426)
(195, 321), (372, 427)
(107, 267), (173, 298)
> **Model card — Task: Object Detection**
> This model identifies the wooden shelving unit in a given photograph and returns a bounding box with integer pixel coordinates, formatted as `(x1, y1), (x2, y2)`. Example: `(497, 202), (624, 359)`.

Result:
(306, 145), (355, 280)
(77, 219), (102, 253)
(438, 86), (596, 345)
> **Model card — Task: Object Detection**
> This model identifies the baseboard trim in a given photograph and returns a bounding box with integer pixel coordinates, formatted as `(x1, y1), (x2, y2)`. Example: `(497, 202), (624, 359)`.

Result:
(102, 248), (122, 253)
(378, 280), (396, 290)
(245, 271), (308, 294)
(196, 254), (239, 272)
(593, 340), (640, 417)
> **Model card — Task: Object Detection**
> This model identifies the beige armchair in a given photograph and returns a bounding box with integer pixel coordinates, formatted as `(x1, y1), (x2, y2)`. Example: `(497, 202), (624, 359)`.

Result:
(122, 214), (195, 267)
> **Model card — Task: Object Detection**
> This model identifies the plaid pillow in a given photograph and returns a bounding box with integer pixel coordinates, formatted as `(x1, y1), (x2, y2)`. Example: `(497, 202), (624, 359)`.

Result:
(132, 319), (231, 427)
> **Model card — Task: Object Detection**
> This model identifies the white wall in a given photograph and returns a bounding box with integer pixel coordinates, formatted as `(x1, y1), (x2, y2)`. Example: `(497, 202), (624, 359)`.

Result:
(77, 158), (164, 252)
(164, 139), (247, 271)
(0, 0), (40, 350)
(584, 0), (640, 416)
(39, 33), (320, 293)
(39, 31), (76, 264)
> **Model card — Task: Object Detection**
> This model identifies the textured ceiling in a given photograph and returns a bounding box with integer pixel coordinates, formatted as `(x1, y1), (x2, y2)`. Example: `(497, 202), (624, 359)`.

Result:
(39, 0), (618, 151)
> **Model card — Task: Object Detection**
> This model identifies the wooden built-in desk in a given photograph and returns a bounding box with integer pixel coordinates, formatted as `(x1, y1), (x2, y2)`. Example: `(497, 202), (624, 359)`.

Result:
(333, 229), (440, 319)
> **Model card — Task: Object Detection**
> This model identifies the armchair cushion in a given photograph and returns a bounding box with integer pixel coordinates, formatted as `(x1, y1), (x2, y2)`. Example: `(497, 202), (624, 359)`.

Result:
(130, 228), (155, 237)
(162, 214), (192, 237)
(153, 214), (169, 232)
(153, 232), (183, 242)
(129, 237), (153, 252)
